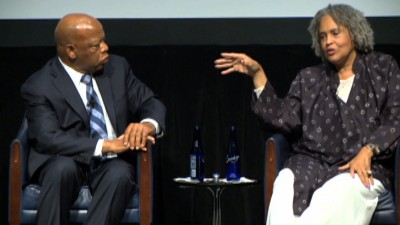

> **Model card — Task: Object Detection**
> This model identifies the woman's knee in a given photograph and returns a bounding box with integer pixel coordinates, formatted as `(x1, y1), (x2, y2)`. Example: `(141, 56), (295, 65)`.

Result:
(274, 168), (295, 188)
(318, 173), (381, 199)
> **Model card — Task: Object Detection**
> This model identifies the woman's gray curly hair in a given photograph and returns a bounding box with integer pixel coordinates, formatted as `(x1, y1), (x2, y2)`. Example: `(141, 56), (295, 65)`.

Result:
(308, 4), (374, 61)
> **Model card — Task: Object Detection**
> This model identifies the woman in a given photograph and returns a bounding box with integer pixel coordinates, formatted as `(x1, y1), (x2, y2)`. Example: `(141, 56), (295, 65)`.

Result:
(215, 4), (400, 225)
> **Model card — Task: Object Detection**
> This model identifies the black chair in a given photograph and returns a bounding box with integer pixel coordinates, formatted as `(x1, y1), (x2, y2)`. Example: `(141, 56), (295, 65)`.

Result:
(9, 117), (154, 225)
(264, 133), (399, 225)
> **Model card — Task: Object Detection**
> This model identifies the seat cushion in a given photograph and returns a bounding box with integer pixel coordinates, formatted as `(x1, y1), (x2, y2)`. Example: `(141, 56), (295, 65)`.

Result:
(370, 189), (396, 224)
(20, 184), (140, 224)
(22, 184), (139, 210)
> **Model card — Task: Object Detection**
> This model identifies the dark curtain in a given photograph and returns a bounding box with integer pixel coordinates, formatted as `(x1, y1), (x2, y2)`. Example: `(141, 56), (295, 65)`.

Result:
(115, 45), (275, 225)
(1, 45), (399, 225)
(113, 45), (320, 225)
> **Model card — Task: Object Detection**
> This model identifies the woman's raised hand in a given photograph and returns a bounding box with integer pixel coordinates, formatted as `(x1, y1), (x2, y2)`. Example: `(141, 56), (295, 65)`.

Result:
(214, 52), (268, 88)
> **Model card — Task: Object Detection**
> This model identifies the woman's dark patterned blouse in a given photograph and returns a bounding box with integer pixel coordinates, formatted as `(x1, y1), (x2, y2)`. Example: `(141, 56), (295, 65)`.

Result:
(252, 51), (400, 215)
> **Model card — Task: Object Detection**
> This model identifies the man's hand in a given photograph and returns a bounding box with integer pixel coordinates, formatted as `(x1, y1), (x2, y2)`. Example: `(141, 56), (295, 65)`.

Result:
(102, 135), (130, 154)
(123, 122), (156, 151)
(338, 146), (374, 188)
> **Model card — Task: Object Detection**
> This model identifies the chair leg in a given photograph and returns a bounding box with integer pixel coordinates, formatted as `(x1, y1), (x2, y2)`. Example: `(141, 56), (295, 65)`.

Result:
(9, 140), (22, 225)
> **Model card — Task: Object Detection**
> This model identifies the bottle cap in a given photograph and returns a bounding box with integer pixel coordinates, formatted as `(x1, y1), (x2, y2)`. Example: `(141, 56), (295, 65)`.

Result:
(213, 172), (220, 183)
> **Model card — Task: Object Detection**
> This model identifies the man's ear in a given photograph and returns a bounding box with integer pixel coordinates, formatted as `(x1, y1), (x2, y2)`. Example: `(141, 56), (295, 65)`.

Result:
(66, 44), (76, 59)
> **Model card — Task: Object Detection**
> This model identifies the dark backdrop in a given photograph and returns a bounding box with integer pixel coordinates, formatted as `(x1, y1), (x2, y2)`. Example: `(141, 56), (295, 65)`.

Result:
(1, 17), (399, 225)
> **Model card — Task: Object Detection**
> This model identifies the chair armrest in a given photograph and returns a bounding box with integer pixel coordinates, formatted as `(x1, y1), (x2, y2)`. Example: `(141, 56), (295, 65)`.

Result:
(9, 118), (29, 225)
(139, 141), (153, 225)
(264, 133), (292, 220)
(267, 133), (292, 171)
(9, 139), (23, 225)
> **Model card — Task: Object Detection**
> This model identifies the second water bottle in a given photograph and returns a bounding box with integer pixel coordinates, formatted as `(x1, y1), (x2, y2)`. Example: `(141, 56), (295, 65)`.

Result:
(226, 126), (240, 181)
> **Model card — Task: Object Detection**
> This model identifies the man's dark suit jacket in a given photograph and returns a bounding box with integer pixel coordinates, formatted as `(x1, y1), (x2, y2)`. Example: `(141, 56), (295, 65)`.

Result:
(21, 54), (166, 178)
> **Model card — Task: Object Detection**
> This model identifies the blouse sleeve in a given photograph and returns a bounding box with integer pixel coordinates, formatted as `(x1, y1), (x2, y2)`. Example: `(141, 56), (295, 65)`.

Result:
(367, 56), (400, 157)
(251, 72), (303, 133)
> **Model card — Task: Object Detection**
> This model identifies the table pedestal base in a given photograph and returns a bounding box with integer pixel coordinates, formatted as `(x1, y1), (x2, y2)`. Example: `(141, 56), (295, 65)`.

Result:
(207, 187), (225, 225)
(173, 177), (257, 225)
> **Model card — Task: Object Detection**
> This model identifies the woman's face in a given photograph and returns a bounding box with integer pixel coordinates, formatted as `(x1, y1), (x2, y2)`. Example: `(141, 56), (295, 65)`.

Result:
(319, 15), (356, 69)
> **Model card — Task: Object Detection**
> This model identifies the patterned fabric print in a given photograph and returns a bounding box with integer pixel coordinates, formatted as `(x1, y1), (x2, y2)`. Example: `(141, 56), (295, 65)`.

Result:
(252, 51), (400, 216)
(286, 154), (336, 214)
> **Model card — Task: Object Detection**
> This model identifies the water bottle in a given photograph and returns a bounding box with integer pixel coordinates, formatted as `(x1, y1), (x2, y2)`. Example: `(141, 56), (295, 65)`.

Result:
(226, 126), (240, 181)
(190, 125), (205, 181)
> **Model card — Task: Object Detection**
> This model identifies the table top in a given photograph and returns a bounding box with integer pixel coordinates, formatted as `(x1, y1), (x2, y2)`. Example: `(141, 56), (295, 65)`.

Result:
(173, 177), (257, 188)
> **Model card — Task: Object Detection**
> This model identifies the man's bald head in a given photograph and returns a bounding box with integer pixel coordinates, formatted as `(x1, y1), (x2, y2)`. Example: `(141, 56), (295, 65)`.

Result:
(54, 14), (103, 56)
(53, 13), (109, 74)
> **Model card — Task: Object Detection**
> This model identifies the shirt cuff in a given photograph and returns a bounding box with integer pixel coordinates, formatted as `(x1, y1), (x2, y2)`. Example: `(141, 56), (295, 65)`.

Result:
(254, 87), (265, 99)
(94, 139), (104, 157)
(141, 118), (161, 137)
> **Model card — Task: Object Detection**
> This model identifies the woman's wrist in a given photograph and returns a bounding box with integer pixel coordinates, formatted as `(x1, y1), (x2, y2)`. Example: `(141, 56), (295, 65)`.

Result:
(252, 68), (268, 89)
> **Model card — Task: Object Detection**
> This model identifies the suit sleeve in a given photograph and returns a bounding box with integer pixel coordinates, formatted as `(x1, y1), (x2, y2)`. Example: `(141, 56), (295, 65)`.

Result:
(124, 61), (167, 134)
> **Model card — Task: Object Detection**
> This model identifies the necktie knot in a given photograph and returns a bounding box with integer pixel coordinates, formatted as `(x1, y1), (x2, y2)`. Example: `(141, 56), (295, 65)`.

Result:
(81, 74), (92, 85)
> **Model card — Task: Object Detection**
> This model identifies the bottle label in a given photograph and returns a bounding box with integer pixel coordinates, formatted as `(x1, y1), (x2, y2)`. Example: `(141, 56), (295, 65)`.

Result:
(226, 155), (239, 163)
(227, 171), (240, 180)
(190, 155), (197, 177)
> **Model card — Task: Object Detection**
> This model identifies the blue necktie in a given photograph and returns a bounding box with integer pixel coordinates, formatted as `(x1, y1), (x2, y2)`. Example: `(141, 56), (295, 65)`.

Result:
(81, 74), (108, 139)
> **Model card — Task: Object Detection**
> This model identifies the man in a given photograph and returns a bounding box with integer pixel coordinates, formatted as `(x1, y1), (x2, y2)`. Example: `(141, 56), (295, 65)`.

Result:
(21, 13), (166, 225)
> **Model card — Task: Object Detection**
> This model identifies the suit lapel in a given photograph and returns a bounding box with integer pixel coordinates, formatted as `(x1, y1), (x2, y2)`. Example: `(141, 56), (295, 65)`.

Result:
(51, 58), (90, 127)
(95, 72), (117, 133)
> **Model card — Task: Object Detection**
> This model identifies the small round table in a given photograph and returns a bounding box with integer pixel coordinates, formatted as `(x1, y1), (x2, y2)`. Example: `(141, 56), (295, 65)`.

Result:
(173, 177), (257, 225)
